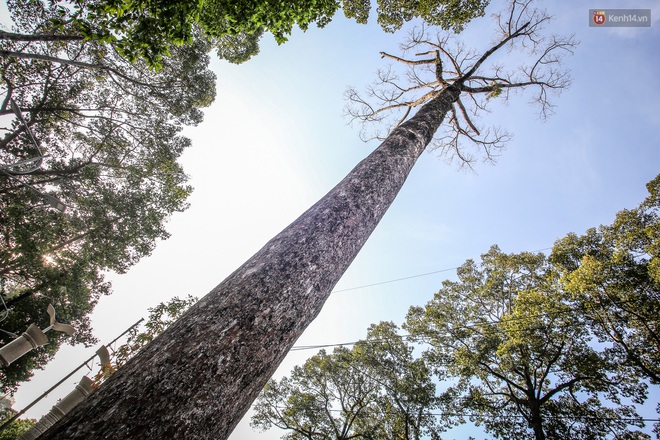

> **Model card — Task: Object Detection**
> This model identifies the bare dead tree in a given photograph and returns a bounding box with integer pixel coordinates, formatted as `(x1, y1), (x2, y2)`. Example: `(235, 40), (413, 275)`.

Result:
(36, 2), (577, 439)
(346, 1), (575, 169)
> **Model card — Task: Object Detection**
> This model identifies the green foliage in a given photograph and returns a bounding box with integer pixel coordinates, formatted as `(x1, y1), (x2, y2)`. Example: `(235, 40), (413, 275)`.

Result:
(486, 81), (503, 99)
(405, 246), (648, 440)
(373, 0), (488, 33)
(1, 3), (214, 395)
(352, 322), (451, 440)
(213, 29), (264, 64)
(252, 322), (449, 440)
(551, 174), (660, 384)
(341, 0), (371, 24)
(94, 295), (197, 385)
(0, 408), (36, 440)
(253, 347), (377, 439)
(198, 0), (340, 44)
(44, 0), (341, 66)
(72, 0), (203, 67)
(11, 0), (489, 68)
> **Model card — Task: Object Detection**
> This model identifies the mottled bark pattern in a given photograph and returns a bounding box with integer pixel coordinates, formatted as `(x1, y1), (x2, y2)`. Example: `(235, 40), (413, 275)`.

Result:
(39, 86), (461, 440)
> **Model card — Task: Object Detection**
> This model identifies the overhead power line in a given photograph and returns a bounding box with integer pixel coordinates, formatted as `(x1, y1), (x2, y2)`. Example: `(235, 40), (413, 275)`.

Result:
(332, 267), (457, 293)
(293, 245), (646, 353)
(331, 247), (553, 293)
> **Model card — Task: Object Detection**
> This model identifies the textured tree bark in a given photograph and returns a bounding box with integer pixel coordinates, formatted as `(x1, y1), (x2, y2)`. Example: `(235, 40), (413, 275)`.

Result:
(38, 85), (461, 440)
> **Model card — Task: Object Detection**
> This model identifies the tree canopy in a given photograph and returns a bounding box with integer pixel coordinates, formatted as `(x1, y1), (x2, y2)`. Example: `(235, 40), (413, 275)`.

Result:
(0, 2), (215, 395)
(551, 174), (660, 386)
(405, 246), (649, 440)
(0, 408), (35, 440)
(551, 174), (660, 437)
(252, 322), (449, 440)
(2, 0), (490, 67)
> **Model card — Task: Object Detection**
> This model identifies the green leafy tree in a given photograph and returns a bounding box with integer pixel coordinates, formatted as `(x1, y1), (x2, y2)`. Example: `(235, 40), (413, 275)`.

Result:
(405, 246), (648, 440)
(0, 2), (214, 395)
(551, 174), (660, 437)
(1, 0), (489, 67)
(351, 322), (451, 440)
(252, 322), (448, 440)
(372, 0), (488, 32)
(551, 174), (660, 386)
(253, 347), (381, 439)
(0, 408), (35, 440)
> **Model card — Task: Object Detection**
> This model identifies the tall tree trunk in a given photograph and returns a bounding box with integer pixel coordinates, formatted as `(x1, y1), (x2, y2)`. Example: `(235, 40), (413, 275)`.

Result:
(39, 85), (461, 440)
(529, 401), (546, 440)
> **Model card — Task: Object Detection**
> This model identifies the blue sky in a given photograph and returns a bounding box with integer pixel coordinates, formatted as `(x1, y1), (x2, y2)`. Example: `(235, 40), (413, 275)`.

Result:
(6, 0), (660, 438)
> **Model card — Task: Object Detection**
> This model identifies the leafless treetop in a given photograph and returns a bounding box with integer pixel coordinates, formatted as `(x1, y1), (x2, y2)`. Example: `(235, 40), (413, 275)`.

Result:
(345, 0), (577, 169)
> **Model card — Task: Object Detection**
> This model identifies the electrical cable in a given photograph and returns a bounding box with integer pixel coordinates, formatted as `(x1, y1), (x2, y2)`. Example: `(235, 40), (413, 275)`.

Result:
(294, 276), (653, 353)
(331, 246), (553, 293)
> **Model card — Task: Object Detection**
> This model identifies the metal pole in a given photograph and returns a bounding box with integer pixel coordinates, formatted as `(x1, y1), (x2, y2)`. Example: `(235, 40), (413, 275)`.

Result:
(0, 318), (144, 432)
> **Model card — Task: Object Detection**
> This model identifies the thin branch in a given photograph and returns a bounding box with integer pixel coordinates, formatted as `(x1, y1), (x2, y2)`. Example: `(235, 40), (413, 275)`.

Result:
(379, 52), (436, 66)
(0, 29), (84, 42)
(0, 50), (160, 89)
(458, 22), (530, 84)
(456, 98), (480, 135)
